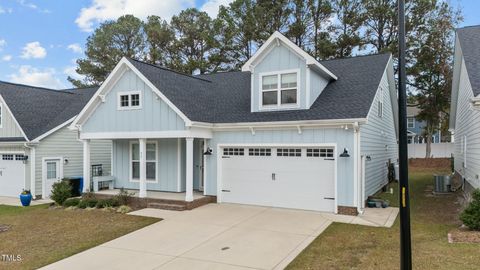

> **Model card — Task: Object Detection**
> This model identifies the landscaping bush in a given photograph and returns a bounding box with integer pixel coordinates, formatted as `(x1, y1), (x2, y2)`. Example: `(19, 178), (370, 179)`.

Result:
(460, 189), (480, 230)
(50, 180), (72, 205)
(117, 205), (132, 214)
(63, 198), (81, 207)
(96, 198), (119, 208)
(114, 188), (134, 206)
(77, 198), (98, 209)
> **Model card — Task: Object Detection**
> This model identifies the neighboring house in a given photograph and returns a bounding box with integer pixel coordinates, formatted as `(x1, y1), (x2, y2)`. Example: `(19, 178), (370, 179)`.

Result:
(450, 25), (480, 192)
(72, 31), (398, 215)
(0, 81), (111, 199)
(406, 106), (442, 144)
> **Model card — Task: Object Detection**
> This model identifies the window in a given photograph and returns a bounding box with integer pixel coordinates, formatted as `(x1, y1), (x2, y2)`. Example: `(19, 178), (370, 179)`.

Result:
(130, 141), (157, 182)
(407, 117), (415, 128)
(2, 154), (13, 160)
(261, 71), (298, 108)
(118, 91), (142, 110)
(378, 87), (384, 117)
(277, 148), (301, 157)
(248, 148), (272, 156)
(15, 154), (25, 161)
(223, 148), (244, 156)
(306, 148), (334, 158)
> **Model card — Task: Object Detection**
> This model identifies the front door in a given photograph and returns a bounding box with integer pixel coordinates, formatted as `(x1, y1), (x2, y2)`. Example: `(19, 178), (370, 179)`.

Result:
(44, 159), (61, 197)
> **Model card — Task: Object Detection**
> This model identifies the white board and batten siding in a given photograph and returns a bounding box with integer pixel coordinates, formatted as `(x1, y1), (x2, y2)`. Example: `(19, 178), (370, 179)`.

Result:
(360, 69), (399, 197)
(0, 97), (25, 138)
(453, 59), (480, 189)
(34, 126), (112, 196)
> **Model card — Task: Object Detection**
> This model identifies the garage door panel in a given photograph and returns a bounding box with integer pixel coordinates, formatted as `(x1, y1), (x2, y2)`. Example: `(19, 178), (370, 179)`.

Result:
(0, 154), (26, 197)
(221, 147), (336, 212)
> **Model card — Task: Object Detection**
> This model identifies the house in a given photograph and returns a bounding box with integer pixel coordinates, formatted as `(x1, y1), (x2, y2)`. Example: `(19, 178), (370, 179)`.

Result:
(71, 31), (398, 215)
(0, 81), (111, 199)
(450, 25), (480, 192)
(406, 106), (442, 144)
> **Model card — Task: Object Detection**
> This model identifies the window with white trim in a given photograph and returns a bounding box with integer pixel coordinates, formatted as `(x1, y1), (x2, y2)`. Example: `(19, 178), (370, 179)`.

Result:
(118, 91), (142, 110)
(378, 87), (384, 117)
(306, 148), (334, 158)
(131, 142), (157, 182)
(277, 148), (301, 157)
(248, 148), (272, 156)
(407, 117), (415, 128)
(2, 154), (13, 160)
(223, 148), (244, 156)
(261, 71), (298, 108)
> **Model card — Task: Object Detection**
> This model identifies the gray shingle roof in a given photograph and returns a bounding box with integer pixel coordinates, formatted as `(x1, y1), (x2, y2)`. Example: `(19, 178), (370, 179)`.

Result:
(128, 53), (391, 123)
(457, 25), (480, 96)
(0, 81), (98, 140)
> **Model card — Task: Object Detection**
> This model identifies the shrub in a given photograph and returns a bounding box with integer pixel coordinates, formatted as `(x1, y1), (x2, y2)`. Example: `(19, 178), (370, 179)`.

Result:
(114, 188), (135, 206)
(50, 181), (72, 205)
(117, 205), (132, 214)
(77, 200), (88, 209)
(460, 189), (480, 230)
(77, 198), (98, 209)
(63, 198), (81, 207)
(96, 198), (119, 208)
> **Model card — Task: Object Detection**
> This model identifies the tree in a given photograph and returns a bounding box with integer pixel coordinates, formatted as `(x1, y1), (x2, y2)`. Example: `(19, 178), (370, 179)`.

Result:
(409, 2), (461, 158)
(144, 15), (175, 67)
(254, 0), (291, 44)
(287, 0), (311, 50)
(361, 0), (397, 53)
(69, 15), (146, 87)
(331, 0), (364, 58)
(170, 8), (218, 74)
(306, 0), (334, 59)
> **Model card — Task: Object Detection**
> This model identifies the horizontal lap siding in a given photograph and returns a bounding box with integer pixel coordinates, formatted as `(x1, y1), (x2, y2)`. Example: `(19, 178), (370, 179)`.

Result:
(361, 70), (398, 197)
(35, 126), (112, 196)
(207, 128), (355, 207)
(454, 59), (480, 188)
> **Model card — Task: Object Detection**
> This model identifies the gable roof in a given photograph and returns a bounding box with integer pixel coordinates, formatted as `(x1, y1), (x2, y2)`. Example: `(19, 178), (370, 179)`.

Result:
(241, 31), (337, 81)
(127, 53), (391, 124)
(457, 25), (480, 96)
(0, 81), (98, 141)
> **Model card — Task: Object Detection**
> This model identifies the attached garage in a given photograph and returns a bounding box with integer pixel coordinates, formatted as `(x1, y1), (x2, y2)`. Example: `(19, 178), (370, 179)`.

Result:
(0, 153), (26, 197)
(218, 145), (337, 212)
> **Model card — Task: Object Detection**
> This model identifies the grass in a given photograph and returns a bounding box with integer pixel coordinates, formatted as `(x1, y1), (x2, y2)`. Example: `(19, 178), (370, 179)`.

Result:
(0, 204), (159, 270)
(287, 166), (480, 270)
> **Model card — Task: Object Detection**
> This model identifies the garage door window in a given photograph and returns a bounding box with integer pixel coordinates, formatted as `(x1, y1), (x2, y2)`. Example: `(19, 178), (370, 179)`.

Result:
(306, 148), (334, 158)
(277, 148), (301, 157)
(248, 148), (272, 156)
(223, 148), (244, 156)
(2, 154), (13, 160)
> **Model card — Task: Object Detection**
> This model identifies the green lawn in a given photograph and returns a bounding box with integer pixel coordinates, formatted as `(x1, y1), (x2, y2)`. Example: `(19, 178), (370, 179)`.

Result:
(0, 204), (159, 270)
(287, 167), (480, 270)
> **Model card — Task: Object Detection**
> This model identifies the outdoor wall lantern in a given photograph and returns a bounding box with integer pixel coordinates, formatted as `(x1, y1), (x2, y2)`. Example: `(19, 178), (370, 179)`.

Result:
(339, 148), (350, 157)
(203, 147), (213, 155)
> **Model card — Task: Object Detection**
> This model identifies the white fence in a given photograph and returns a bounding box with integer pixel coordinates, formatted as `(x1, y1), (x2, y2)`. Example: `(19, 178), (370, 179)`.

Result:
(408, 143), (454, 158)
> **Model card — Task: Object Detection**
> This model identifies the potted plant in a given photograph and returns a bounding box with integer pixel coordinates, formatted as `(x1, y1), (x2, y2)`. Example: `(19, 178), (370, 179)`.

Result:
(19, 190), (32, 206)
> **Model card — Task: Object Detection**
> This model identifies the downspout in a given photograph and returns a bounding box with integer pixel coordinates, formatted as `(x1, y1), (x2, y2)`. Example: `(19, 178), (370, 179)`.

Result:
(24, 142), (37, 199)
(353, 122), (363, 214)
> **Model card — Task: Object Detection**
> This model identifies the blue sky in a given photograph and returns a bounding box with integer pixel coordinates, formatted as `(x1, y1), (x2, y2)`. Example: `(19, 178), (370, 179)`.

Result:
(0, 0), (478, 89)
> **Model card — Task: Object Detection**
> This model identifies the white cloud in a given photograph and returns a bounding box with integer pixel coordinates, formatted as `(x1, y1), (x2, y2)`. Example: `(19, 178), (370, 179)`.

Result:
(2, 55), (12, 62)
(64, 66), (84, 81)
(18, 0), (50, 13)
(75, 0), (194, 32)
(0, 6), (13, 14)
(8, 65), (64, 89)
(0, 39), (6, 51)
(67, 43), (83, 54)
(20, 41), (47, 59)
(200, 0), (234, 18)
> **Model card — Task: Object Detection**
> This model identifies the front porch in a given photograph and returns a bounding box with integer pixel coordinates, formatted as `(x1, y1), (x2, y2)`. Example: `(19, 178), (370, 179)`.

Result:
(95, 189), (216, 211)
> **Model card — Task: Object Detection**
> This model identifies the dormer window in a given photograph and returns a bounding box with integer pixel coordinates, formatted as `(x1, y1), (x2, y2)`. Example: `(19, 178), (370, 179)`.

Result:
(118, 91), (142, 110)
(260, 70), (299, 109)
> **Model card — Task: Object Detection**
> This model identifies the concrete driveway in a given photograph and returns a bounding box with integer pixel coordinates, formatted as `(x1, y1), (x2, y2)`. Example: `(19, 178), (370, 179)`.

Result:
(41, 204), (332, 270)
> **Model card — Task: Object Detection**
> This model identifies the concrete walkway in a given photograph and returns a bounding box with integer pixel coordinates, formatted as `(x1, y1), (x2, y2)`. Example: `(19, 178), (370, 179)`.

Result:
(42, 204), (398, 270)
(0, 196), (52, 206)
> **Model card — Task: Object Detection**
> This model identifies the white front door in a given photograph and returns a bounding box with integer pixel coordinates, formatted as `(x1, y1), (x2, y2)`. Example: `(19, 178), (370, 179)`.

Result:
(0, 154), (26, 197)
(44, 159), (62, 198)
(220, 146), (336, 212)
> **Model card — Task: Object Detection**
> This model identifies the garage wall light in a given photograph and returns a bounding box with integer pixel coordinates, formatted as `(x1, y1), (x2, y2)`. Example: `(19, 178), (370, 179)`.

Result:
(203, 147), (213, 155)
(339, 148), (350, 157)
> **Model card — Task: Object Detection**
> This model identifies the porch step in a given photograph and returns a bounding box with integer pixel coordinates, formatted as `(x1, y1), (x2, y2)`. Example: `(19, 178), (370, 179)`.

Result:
(147, 202), (187, 211)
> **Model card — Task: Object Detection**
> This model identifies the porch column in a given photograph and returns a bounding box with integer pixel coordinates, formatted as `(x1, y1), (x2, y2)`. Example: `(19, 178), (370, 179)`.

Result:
(139, 138), (147, 198)
(82, 140), (91, 193)
(185, 137), (194, 202)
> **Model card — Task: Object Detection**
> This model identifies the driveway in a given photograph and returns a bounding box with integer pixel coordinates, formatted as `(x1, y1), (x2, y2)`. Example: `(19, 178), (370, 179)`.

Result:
(0, 196), (52, 206)
(41, 204), (397, 270)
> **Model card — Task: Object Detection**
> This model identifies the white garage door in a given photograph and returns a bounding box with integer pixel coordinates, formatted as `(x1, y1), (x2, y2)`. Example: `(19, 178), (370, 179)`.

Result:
(0, 154), (26, 197)
(220, 146), (336, 212)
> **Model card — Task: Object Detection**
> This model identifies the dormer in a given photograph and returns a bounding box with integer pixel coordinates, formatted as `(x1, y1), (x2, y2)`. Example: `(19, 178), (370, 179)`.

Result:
(242, 31), (337, 112)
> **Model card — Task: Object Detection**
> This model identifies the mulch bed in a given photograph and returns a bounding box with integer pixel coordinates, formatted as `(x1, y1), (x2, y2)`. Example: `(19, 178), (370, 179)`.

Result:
(0, 224), (11, 233)
(448, 227), (480, 243)
(409, 158), (451, 168)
